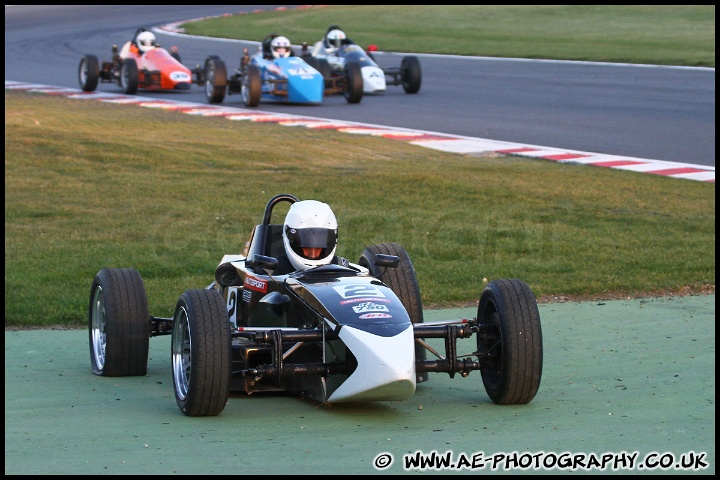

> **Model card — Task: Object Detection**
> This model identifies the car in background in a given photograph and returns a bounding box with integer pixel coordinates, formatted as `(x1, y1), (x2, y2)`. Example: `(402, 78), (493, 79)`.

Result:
(302, 25), (422, 95)
(78, 28), (205, 95)
(200, 33), (363, 106)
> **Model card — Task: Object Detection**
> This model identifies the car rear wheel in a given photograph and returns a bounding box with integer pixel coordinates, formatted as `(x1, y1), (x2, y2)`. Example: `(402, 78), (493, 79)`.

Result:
(88, 268), (149, 376)
(120, 58), (139, 94)
(204, 57), (227, 104)
(305, 57), (332, 82)
(78, 54), (100, 92)
(400, 56), (421, 94)
(242, 64), (262, 107)
(343, 62), (363, 104)
(477, 279), (543, 404)
(359, 242), (427, 382)
(172, 288), (232, 417)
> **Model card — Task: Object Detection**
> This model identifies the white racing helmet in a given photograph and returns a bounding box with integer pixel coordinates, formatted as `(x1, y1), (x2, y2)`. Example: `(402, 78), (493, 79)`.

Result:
(137, 31), (156, 53)
(282, 200), (338, 271)
(326, 29), (346, 49)
(270, 36), (292, 58)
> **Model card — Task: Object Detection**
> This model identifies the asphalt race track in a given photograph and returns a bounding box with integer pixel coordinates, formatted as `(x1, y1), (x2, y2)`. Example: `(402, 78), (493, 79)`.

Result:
(5, 296), (715, 475)
(4, 5), (715, 168)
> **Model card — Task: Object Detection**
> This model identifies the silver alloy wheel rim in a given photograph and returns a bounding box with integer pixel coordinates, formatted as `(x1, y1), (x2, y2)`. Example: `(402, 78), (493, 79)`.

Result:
(205, 65), (214, 97)
(80, 59), (88, 84)
(172, 306), (191, 401)
(121, 64), (128, 90)
(90, 285), (106, 371)
(241, 80), (249, 104)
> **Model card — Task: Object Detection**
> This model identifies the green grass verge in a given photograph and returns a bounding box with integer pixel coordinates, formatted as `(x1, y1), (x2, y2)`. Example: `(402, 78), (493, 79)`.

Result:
(4, 91), (715, 327)
(182, 5), (715, 67)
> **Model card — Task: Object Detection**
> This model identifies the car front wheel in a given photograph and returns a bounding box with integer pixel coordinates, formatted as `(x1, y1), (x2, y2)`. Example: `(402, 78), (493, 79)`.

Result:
(120, 58), (139, 94)
(78, 54), (100, 92)
(477, 279), (543, 404)
(242, 64), (261, 107)
(204, 57), (227, 104)
(172, 288), (232, 416)
(88, 268), (149, 376)
(343, 62), (363, 104)
(400, 56), (421, 94)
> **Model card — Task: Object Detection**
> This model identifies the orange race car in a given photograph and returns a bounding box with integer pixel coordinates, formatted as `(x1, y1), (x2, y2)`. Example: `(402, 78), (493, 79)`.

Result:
(78, 27), (207, 94)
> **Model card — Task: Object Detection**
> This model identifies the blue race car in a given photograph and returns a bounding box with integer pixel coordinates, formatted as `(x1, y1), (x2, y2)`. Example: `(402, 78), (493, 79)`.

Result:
(201, 33), (363, 107)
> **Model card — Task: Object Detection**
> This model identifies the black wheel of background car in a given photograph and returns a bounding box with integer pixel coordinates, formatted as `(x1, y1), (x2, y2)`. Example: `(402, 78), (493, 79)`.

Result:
(400, 55), (422, 94)
(172, 288), (232, 417)
(204, 57), (227, 104)
(171, 51), (182, 63)
(343, 62), (363, 104)
(305, 57), (332, 80)
(303, 56), (319, 69)
(78, 54), (100, 92)
(477, 279), (543, 405)
(242, 64), (262, 107)
(358, 242), (427, 382)
(316, 58), (333, 89)
(88, 268), (149, 377)
(120, 58), (139, 94)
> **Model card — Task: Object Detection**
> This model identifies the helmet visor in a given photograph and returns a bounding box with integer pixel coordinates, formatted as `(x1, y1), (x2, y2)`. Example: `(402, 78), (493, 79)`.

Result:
(285, 226), (337, 260)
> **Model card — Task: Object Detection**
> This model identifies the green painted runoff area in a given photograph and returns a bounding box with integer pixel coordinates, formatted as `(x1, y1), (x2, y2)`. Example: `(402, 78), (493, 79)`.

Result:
(5, 295), (715, 475)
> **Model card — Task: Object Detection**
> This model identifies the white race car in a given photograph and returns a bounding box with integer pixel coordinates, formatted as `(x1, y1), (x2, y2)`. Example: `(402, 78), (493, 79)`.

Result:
(302, 26), (422, 95)
(88, 193), (543, 416)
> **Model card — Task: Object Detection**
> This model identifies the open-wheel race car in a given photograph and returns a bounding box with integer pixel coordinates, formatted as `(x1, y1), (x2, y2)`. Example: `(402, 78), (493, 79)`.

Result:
(200, 33), (363, 107)
(88, 194), (543, 416)
(78, 27), (209, 95)
(301, 25), (422, 95)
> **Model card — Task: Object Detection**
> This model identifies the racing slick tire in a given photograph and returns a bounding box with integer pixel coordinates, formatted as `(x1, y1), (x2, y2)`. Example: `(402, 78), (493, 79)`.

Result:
(204, 57), (227, 104)
(400, 55), (422, 94)
(343, 62), (363, 104)
(78, 54), (100, 92)
(171, 288), (232, 417)
(359, 242), (427, 382)
(88, 268), (150, 377)
(120, 58), (139, 95)
(242, 64), (262, 107)
(477, 279), (543, 405)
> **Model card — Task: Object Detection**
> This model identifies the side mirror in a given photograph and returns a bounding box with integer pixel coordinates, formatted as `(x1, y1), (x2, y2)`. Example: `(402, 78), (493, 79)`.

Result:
(249, 254), (279, 273)
(374, 254), (399, 268)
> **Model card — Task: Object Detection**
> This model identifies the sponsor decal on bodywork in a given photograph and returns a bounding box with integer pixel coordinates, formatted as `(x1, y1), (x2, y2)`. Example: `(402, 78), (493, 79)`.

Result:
(244, 275), (268, 293)
(352, 302), (390, 314)
(242, 289), (252, 303)
(359, 312), (392, 319)
(340, 296), (391, 305)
